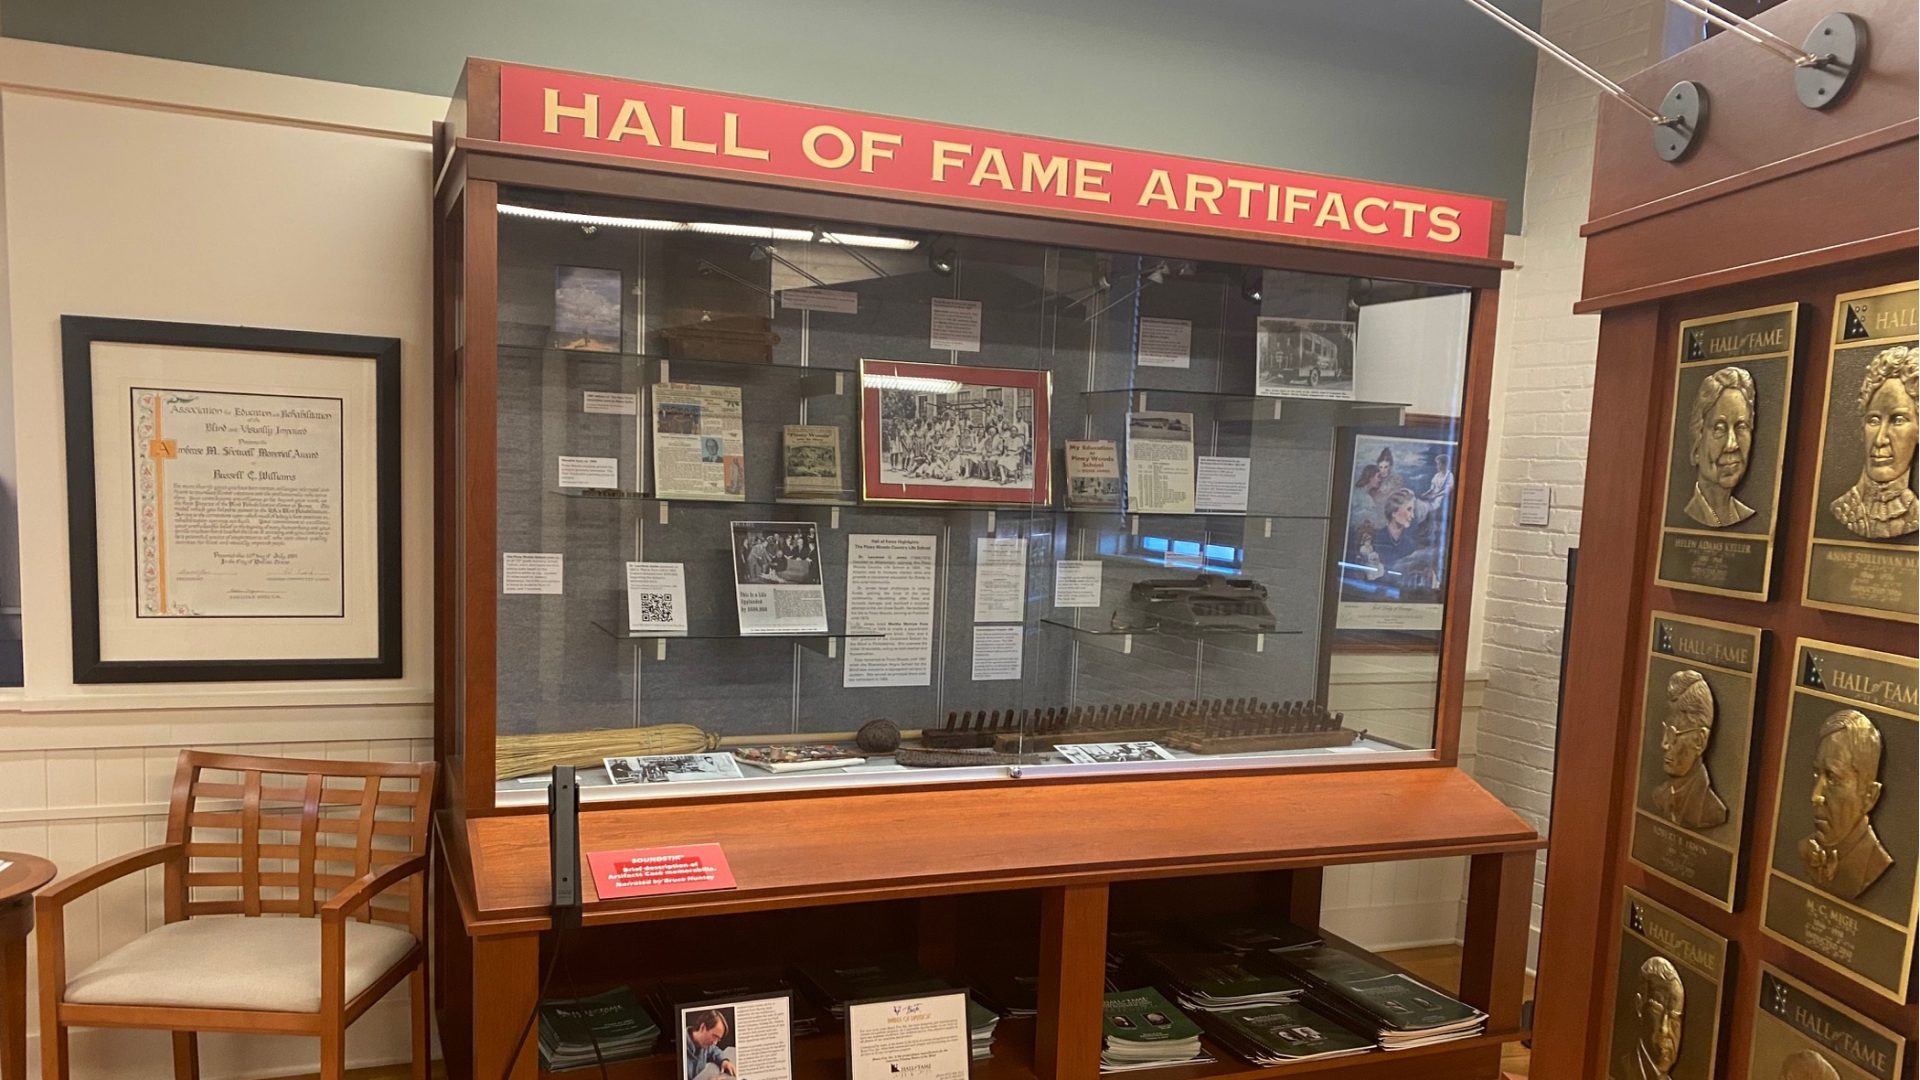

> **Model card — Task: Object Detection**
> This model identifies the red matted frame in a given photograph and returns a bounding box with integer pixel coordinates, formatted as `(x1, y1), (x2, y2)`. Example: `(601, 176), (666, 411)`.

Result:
(858, 358), (1053, 506)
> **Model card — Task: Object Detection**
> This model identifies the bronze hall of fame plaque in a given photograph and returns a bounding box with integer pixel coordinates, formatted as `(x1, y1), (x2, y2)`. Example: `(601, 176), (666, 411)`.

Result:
(1656, 302), (1800, 600)
(1608, 888), (1729, 1080)
(1629, 612), (1764, 911)
(1748, 964), (1906, 1080)
(1803, 281), (1918, 622)
(1762, 639), (1919, 1005)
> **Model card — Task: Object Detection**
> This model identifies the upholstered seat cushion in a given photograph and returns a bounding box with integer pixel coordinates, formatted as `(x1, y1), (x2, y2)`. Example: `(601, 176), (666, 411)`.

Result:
(65, 915), (417, 1013)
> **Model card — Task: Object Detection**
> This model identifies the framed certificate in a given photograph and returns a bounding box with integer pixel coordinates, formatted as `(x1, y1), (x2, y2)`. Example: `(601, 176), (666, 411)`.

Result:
(61, 316), (400, 682)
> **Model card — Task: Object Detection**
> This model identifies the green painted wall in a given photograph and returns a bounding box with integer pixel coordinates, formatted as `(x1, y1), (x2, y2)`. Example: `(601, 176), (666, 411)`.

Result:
(0, 0), (1541, 215)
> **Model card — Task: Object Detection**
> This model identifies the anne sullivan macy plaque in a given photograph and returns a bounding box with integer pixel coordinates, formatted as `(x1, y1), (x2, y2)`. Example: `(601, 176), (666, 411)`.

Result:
(1629, 613), (1764, 911)
(1607, 888), (1728, 1080)
(1803, 281), (1919, 622)
(1748, 965), (1906, 1080)
(1762, 640), (1919, 1005)
(1656, 303), (1800, 600)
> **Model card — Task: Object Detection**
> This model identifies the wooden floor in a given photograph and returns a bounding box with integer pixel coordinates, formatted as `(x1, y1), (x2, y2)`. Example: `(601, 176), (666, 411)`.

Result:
(282, 945), (1532, 1080)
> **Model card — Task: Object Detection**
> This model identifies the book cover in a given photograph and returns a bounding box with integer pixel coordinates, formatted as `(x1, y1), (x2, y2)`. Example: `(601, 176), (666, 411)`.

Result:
(1065, 439), (1122, 509)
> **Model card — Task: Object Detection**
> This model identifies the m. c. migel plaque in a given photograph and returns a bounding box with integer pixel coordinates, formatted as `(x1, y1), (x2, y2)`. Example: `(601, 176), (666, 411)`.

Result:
(1762, 639), (1918, 1004)
(1655, 303), (1799, 600)
(1748, 964), (1906, 1080)
(1629, 612), (1763, 910)
(1803, 281), (1918, 622)
(1608, 888), (1727, 1080)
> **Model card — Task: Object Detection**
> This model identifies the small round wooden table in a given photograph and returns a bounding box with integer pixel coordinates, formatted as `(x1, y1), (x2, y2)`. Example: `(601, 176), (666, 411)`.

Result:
(0, 855), (55, 1080)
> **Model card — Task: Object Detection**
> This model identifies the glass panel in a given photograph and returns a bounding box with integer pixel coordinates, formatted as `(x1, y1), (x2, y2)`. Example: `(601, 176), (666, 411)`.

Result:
(489, 187), (1472, 802)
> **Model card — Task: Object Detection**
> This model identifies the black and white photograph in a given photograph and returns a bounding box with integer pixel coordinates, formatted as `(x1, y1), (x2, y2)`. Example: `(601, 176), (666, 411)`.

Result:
(1256, 317), (1356, 400)
(551, 265), (624, 352)
(877, 383), (1035, 489)
(604, 753), (745, 786)
(1055, 741), (1177, 764)
(731, 522), (822, 586)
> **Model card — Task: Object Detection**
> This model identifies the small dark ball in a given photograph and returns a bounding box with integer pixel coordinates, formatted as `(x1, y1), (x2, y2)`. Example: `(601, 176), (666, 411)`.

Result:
(856, 718), (902, 754)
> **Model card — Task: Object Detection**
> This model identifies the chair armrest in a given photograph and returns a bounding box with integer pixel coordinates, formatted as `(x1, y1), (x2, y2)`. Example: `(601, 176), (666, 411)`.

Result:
(319, 852), (429, 925)
(36, 843), (184, 913)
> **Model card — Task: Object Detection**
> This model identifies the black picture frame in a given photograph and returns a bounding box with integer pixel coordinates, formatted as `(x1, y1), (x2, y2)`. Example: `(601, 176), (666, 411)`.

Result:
(61, 315), (402, 683)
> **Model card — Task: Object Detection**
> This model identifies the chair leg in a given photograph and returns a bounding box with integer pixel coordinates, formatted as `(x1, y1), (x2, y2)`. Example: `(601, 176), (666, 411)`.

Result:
(319, 1025), (347, 1080)
(171, 1031), (199, 1080)
(39, 1021), (68, 1080)
(410, 966), (431, 1080)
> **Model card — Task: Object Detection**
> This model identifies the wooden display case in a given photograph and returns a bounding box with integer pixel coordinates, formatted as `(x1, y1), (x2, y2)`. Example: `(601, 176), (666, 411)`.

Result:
(1532, 1), (1919, 1077)
(431, 58), (1536, 1080)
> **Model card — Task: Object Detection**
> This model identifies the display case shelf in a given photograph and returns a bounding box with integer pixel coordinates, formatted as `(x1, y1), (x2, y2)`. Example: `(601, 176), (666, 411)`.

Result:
(1038, 617), (1300, 655)
(500, 343), (852, 395)
(1083, 388), (1411, 408)
(553, 490), (1327, 525)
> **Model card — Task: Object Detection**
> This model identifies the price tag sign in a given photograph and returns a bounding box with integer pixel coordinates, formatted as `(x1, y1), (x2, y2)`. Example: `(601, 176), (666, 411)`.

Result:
(588, 843), (737, 900)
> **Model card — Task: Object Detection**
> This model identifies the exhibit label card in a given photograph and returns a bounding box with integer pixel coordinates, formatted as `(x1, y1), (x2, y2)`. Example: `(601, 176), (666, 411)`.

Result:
(1053, 560), (1103, 608)
(1126, 411), (1196, 514)
(1654, 302), (1799, 600)
(929, 297), (982, 352)
(588, 843), (737, 900)
(1628, 612), (1764, 911)
(973, 537), (1029, 623)
(625, 561), (688, 635)
(1761, 639), (1918, 1004)
(679, 994), (793, 1080)
(1136, 316), (1192, 369)
(971, 624), (1023, 681)
(843, 534), (936, 689)
(847, 990), (971, 1080)
(582, 390), (638, 415)
(1195, 456), (1251, 513)
(1606, 888), (1727, 1080)
(731, 522), (829, 635)
(1748, 965), (1906, 1080)
(1802, 280), (1918, 622)
(502, 552), (563, 595)
(781, 286), (859, 314)
(557, 454), (619, 489)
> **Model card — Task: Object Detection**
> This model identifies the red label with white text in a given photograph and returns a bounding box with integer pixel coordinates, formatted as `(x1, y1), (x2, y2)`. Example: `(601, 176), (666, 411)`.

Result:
(588, 843), (737, 900)
(495, 63), (1496, 259)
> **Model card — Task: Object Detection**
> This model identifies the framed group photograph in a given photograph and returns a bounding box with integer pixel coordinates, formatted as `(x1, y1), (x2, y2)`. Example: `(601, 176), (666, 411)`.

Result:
(1324, 424), (1459, 650)
(858, 358), (1051, 506)
(1802, 281), (1917, 622)
(61, 316), (401, 683)
(1760, 639), (1918, 1005)
(1654, 302), (1799, 601)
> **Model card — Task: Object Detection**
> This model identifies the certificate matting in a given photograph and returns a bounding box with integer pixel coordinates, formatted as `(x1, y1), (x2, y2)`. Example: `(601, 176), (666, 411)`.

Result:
(62, 316), (400, 682)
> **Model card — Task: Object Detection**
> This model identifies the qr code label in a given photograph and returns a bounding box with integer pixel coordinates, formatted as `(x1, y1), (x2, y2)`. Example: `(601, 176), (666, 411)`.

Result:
(634, 592), (676, 624)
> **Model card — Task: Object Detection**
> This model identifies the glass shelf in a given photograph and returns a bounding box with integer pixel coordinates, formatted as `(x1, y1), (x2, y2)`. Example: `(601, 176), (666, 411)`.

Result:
(589, 620), (883, 660)
(1059, 507), (1329, 523)
(1084, 387), (1411, 408)
(498, 343), (852, 394)
(1039, 617), (1302, 655)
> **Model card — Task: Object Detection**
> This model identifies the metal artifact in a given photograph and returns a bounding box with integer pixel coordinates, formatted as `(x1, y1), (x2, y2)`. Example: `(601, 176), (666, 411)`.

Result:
(1109, 574), (1277, 633)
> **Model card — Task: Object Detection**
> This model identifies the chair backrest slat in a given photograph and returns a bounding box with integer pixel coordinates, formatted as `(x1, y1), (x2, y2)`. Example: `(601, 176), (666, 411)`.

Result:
(166, 751), (436, 931)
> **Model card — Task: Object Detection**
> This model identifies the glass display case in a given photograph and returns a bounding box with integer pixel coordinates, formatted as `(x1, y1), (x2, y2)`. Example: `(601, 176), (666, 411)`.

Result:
(471, 186), (1478, 805)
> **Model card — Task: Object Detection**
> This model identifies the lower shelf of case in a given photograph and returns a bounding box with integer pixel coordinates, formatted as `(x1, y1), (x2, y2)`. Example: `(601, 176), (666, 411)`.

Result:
(539, 1020), (1527, 1080)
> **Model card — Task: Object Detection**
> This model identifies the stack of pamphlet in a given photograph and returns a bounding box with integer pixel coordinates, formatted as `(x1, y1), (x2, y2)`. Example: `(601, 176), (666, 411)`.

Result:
(1185, 915), (1323, 955)
(978, 970), (1039, 1018)
(1099, 987), (1212, 1072)
(968, 996), (1001, 1059)
(1136, 950), (1307, 1012)
(1195, 1000), (1375, 1066)
(538, 987), (660, 1072)
(1272, 944), (1487, 1051)
(795, 957), (952, 1021)
(658, 969), (826, 1037)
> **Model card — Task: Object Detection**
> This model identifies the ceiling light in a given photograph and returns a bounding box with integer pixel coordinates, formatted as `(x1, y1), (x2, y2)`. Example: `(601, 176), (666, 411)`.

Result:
(496, 205), (918, 250)
(865, 374), (964, 394)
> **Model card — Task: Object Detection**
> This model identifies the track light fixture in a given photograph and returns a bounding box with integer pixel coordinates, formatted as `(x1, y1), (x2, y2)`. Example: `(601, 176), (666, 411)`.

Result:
(1242, 270), (1264, 304)
(928, 247), (957, 276)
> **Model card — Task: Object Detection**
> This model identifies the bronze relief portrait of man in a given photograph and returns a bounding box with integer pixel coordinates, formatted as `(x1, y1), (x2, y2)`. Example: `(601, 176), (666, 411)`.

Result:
(1630, 613), (1759, 910)
(1747, 965), (1905, 1080)
(1763, 640), (1918, 1005)
(1657, 303), (1797, 599)
(1805, 282), (1919, 621)
(1609, 890), (1726, 1080)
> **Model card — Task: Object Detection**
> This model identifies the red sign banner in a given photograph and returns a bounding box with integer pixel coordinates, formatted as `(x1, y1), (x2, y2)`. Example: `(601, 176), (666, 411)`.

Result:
(588, 843), (737, 900)
(495, 64), (1497, 260)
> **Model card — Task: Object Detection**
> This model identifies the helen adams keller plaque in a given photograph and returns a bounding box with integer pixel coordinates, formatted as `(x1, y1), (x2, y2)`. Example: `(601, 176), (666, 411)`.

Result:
(1748, 964), (1906, 1080)
(1803, 281), (1918, 622)
(1762, 640), (1919, 1005)
(1608, 888), (1728, 1080)
(1629, 612), (1764, 911)
(1655, 303), (1800, 600)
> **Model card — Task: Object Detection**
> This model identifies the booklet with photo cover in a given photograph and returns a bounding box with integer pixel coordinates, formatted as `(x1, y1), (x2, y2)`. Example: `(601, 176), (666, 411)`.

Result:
(1100, 987), (1210, 1072)
(538, 986), (660, 1071)
(1138, 950), (1306, 1010)
(1273, 945), (1485, 1036)
(1198, 1000), (1374, 1065)
(794, 956), (951, 1020)
(1185, 915), (1323, 955)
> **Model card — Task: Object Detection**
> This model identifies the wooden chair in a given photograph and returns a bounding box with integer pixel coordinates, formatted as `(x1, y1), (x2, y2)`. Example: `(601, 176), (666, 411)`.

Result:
(36, 751), (437, 1080)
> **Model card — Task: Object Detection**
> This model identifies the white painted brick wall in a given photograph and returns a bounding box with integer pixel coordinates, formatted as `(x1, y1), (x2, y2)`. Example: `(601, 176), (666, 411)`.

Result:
(1470, 0), (1667, 971)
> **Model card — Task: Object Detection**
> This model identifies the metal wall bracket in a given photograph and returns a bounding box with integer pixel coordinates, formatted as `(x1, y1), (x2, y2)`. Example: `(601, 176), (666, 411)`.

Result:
(1797, 13), (1866, 109)
(1655, 81), (1707, 162)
